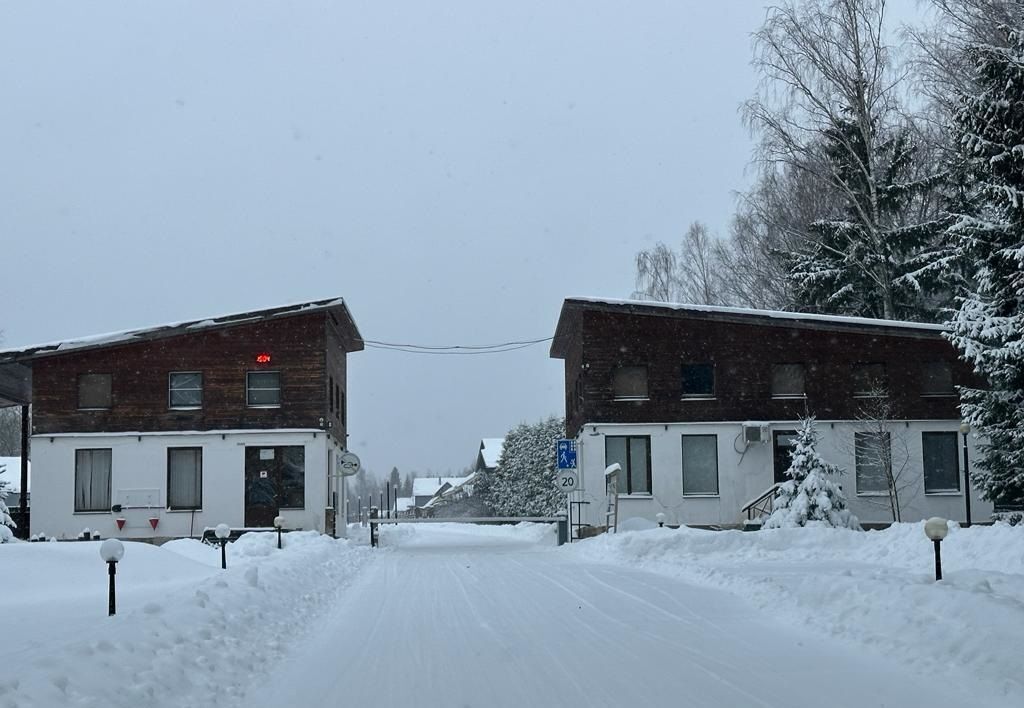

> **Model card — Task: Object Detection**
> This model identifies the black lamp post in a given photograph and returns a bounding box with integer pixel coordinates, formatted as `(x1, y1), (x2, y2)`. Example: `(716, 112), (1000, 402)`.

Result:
(960, 422), (972, 527)
(924, 517), (949, 581)
(274, 515), (285, 549)
(215, 523), (230, 569)
(99, 539), (125, 616)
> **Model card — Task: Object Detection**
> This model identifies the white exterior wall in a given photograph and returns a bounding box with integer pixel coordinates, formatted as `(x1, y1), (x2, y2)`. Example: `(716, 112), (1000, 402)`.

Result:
(30, 430), (341, 540)
(573, 420), (992, 529)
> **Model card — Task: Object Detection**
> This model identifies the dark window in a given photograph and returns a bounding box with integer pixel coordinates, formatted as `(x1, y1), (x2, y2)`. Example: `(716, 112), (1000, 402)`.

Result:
(605, 436), (651, 494)
(75, 449), (111, 512)
(167, 447), (203, 509)
(247, 371), (281, 407)
(169, 372), (203, 408)
(855, 431), (891, 494)
(681, 435), (719, 495)
(771, 364), (806, 398)
(612, 366), (648, 400)
(78, 373), (112, 409)
(340, 389), (346, 426)
(923, 432), (960, 493)
(279, 446), (305, 509)
(335, 384), (341, 419)
(852, 363), (887, 397)
(921, 361), (955, 396)
(681, 363), (715, 398)
(329, 376), (334, 413)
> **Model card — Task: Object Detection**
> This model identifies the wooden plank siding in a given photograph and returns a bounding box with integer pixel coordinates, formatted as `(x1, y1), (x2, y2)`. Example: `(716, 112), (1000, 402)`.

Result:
(30, 313), (335, 435)
(554, 303), (977, 439)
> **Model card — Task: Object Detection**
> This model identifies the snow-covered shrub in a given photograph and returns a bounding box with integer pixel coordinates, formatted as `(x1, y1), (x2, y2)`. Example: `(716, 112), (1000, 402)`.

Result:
(477, 416), (564, 517)
(764, 417), (859, 529)
(0, 480), (16, 543)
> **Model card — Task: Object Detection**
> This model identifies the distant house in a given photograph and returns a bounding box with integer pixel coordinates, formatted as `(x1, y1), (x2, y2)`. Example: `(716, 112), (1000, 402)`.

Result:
(550, 297), (991, 529)
(475, 438), (504, 473)
(0, 298), (362, 540)
(413, 477), (467, 509)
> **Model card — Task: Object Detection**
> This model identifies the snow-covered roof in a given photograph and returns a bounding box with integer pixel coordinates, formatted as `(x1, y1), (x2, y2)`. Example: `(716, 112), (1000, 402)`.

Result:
(395, 497), (415, 512)
(552, 297), (946, 359)
(0, 296), (363, 363)
(479, 438), (504, 469)
(442, 472), (477, 497)
(413, 476), (472, 499)
(0, 457), (29, 494)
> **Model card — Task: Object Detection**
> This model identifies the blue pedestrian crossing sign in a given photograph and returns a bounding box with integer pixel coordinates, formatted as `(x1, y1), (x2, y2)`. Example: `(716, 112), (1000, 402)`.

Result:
(556, 439), (577, 470)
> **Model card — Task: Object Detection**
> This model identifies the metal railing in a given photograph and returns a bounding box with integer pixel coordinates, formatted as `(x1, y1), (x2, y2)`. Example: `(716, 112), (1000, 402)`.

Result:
(740, 483), (781, 522)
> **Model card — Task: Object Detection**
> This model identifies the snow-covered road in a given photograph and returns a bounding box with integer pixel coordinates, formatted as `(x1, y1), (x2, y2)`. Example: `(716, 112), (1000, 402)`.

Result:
(247, 525), (985, 708)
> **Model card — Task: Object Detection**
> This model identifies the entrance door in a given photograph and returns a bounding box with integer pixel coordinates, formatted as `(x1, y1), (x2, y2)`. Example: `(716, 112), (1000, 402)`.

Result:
(244, 446), (306, 527)
(773, 430), (798, 484)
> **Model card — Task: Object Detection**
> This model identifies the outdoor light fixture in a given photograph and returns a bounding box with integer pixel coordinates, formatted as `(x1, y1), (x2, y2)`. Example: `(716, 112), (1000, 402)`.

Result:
(215, 523), (231, 570)
(274, 515), (286, 549)
(924, 517), (949, 581)
(959, 422), (972, 527)
(656, 512), (666, 528)
(99, 539), (125, 616)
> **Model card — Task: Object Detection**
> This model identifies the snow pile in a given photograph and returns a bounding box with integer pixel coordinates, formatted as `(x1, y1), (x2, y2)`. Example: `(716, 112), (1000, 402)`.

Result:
(3, 531), (371, 708)
(572, 522), (1024, 698)
(378, 521), (558, 548)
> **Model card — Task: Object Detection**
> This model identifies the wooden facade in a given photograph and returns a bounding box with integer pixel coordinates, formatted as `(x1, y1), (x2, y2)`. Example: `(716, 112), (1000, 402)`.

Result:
(551, 299), (976, 438)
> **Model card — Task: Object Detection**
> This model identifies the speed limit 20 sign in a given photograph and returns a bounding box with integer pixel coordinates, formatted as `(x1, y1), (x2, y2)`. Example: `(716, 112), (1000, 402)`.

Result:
(554, 469), (579, 493)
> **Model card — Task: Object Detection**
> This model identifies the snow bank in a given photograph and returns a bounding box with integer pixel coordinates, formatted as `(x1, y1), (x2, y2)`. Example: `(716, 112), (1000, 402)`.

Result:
(378, 521), (559, 548)
(571, 522), (1024, 699)
(3, 531), (371, 708)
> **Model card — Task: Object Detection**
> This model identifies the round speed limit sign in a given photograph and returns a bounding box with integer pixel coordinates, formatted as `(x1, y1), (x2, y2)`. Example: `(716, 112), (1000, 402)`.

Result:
(554, 469), (579, 493)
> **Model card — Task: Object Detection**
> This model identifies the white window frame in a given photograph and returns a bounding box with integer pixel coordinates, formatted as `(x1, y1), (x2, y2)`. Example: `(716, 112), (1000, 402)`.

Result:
(168, 371), (203, 410)
(247, 371), (282, 408)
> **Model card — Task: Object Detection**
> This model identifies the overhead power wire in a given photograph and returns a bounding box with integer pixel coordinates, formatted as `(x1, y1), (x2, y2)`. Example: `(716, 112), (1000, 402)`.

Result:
(360, 336), (554, 355)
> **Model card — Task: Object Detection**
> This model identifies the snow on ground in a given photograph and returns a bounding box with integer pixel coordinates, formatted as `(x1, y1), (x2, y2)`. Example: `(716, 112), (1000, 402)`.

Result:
(569, 521), (1024, 701)
(3, 531), (370, 708)
(244, 522), (997, 708)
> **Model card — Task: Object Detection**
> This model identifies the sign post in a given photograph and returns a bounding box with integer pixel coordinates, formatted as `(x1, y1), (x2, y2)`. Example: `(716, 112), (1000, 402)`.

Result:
(555, 439), (579, 542)
(332, 451), (362, 540)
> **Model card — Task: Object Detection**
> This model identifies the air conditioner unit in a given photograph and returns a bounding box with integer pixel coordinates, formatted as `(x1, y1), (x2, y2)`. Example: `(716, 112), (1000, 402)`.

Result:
(742, 422), (770, 445)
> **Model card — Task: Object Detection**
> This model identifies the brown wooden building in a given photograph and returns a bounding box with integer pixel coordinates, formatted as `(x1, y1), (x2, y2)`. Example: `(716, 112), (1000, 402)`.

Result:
(550, 297), (989, 529)
(0, 298), (362, 540)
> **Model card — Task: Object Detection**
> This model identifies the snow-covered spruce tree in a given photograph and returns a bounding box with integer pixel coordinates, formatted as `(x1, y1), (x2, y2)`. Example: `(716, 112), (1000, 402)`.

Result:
(0, 467), (16, 543)
(478, 417), (564, 517)
(947, 24), (1024, 509)
(764, 418), (858, 529)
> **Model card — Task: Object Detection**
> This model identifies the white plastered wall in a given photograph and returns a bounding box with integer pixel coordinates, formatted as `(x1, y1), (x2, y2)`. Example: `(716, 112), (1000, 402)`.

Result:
(30, 430), (333, 540)
(573, 420), (992, 529)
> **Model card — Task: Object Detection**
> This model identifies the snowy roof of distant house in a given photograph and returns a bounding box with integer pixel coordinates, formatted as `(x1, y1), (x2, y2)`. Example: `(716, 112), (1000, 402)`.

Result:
(396, 497), (415, 512)
(412, 477), (469, 499)
(551, 297), (947, 357)
(479, 438), (504, 469)
(442, 473), (477, 497)
(0, 457), (29, 494)
(0, 297), (363, 363)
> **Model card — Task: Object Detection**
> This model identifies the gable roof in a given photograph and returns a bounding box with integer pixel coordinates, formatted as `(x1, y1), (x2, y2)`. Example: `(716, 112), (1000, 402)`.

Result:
(478, 438), (504, 470)
(551, 296), (946, 358)
(412, 476), (472, 499)
(0, 297), (363, 364)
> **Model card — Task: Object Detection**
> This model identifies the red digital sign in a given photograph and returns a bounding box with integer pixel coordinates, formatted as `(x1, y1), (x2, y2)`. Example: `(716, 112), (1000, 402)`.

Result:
(255, 353), (272, 364)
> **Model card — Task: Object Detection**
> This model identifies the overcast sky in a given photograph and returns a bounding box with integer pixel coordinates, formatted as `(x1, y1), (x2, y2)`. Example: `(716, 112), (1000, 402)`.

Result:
(0, 1), (924, 478)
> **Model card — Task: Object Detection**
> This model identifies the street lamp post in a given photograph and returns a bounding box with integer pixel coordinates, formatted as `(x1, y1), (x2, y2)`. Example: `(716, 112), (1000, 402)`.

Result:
(215, 523), (231, 570)
(99, 539), (125, 616)
(274, 515), (285, 549)
(959, 422), (972, 528)
(924, 517), (949, 581)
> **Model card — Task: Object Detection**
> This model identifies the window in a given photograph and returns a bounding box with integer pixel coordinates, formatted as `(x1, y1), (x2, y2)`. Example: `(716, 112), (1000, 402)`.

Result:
(921, 361), (955, 396)
(279, 446), (306, 508)
(340, 389), (346, 426)
(167, 447), (203, 509)
(329, 376), (334, 413)
(169, 372), (203, 408)
(605, 436), (651, 494)
(75, 449), (111, 512)
(247, 371), (281, 407)
(852, 363), (887, 397)
(681, 435), (719, 495)
(612, 366), (648, 400)
(335, 384), (341, 419)
(771, 364), (805, 398)
(923, 432), (960, 493)
(78, 373), (112, 409)
(681, 363), (714, 398)
(855, 431), (891, 494)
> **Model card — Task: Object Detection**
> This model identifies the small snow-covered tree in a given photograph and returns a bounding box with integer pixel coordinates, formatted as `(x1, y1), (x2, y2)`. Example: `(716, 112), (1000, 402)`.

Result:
(0, 463), (16, 543)
(946, 23), (1024, 509)
(764, 418), (858, 529)
(477, 417), (564, 517)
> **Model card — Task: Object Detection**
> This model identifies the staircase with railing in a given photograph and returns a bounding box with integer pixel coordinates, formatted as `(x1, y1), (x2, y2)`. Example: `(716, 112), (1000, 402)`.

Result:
(740, 483), (781, 523)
